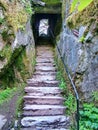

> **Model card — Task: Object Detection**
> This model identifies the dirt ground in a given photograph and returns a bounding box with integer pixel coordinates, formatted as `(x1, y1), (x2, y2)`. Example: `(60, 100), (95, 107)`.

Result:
(0, 86), (24, 130)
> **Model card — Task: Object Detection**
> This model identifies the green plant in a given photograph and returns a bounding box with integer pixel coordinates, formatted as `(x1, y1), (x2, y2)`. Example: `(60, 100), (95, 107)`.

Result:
(79, 36), (85, 43)
(0, 18), (4, 24)
(56, 71), (67, 90)
(92, 91), (98, 102)
(15, 83), (25, 118)
(64, 93), (76, 115)
(21, 0), (32, 14)
(80, 103), (98, 130)
(70, 0), (93, 12)
(0, 87), (16, 105)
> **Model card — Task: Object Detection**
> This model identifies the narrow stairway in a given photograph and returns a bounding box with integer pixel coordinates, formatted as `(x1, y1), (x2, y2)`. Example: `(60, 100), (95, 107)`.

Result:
(21, 45), (70, 130)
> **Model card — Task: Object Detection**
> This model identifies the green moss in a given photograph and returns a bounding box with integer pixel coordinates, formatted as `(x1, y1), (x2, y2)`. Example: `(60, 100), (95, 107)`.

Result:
(0, 46), (24, 88)
(66, 0), (98, 35)
(0, 0), (28, 32)
(43, 0), (61, 5)
(33, 0), (62, 13)
(0, 44), (12, 61)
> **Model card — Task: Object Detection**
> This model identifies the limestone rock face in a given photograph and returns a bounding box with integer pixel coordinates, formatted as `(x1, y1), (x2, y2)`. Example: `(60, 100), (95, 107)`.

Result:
(56, 21), (98, 101)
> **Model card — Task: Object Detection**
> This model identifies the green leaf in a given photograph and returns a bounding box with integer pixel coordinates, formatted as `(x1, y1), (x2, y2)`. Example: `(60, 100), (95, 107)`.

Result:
(70, 0), (93, 12)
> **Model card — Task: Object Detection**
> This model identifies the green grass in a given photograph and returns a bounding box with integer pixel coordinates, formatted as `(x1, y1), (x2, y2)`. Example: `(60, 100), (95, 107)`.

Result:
(0, 87), (16, 105)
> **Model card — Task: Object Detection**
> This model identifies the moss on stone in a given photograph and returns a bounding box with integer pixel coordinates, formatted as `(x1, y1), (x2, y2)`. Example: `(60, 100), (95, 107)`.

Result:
(33, 0), (62, 14)
(42, 0), (61, 5)
(66, 0), (98, 34)
(0, 0), (28, 32)
(0, 46), (35, 88)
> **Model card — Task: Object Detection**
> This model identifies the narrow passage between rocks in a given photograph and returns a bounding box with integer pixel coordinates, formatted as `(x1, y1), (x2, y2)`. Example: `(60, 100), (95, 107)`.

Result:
(20, 45), (70, 130)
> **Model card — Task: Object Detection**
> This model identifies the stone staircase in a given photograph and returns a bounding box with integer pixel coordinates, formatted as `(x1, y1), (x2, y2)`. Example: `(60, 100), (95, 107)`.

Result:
(20, 45), (70, 130)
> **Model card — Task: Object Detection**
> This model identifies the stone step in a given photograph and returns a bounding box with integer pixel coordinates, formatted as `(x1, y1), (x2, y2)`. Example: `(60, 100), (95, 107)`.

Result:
(23, 105), (66, 116)
(25, 87), (61, 95)
(37, 55), (54, 58)
(24, 96), (64, 105)
(36, 62), (55, 67)
(34, 71), (57, 76)
(21, 115), (70, 128)
(36, 58), (54, 63)
(20, 128), (69, 130)
(27, 80), (59, 87)
(35, 66), (56, 71)
(28, 75), (56, 82)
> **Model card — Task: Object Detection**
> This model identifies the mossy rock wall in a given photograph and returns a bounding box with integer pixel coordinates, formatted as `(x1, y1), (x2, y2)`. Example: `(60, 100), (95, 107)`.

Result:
(0, 0), (35, 88)
(55, 0), (98, 101)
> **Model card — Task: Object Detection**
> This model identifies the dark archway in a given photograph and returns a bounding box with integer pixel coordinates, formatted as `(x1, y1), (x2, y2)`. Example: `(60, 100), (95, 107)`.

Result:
(31, 13), (62, 45)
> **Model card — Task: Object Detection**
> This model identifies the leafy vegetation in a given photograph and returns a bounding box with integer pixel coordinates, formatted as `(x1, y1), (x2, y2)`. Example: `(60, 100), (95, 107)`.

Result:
(70, 0), (93, 12)
(55, 56), (77, 129)
(15, 83), (25, 118)
(56, 71), (67, 90)
(0, 18), (4, 24)
(21, 0), (33, 14)
(0, 87), (16, 105)
(80, 103), (98, 130)
(64, 93), (76, 115)
(67, 0), (98, 35)
(92, 91), (98, 103)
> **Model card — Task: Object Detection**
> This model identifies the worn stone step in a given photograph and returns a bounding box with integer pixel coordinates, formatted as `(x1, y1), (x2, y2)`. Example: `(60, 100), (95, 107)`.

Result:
(25, 87), (62, 96)
(21, 115), (69, 128)
(37, 55), (54, 58)
(28, 75), (56, 82)
(36, 62), (55, 67)
(20, 128), (69, 130)
(24, 96), (64, 105)
(35, 66), (56, 71)
(27, 80), (59, 87)
(23, 105), (66, 116)
(36, 58), (54, 63)
(34, 71), (57, 76)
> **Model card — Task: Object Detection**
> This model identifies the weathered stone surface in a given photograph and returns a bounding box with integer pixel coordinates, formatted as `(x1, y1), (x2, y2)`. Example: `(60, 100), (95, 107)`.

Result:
(34, 71), (57, 76)
(0, 115), (7, 129)
(56, 9), (98, 100)
(12, 20), (35, 50)
(0, 8), (4, 19)
(27, 80), (59, 87)
(20, 128), (69, 130)
(20, 127), (69, 130)
(35, 66), (56, 71)
(23, 104), (66, 116)
(21, 45), (70, 129)
(21, 116), (69, 128)
(36, 57), (54, 63)
(24, 95), (64, 105)
(29, 74), (56, 81)
(25, 87), (62, 96)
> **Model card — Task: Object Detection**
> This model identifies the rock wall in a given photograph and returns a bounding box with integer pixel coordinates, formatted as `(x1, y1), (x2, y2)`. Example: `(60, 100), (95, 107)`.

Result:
(56, 0), (98, 101)
(0, 0), (35, 88)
